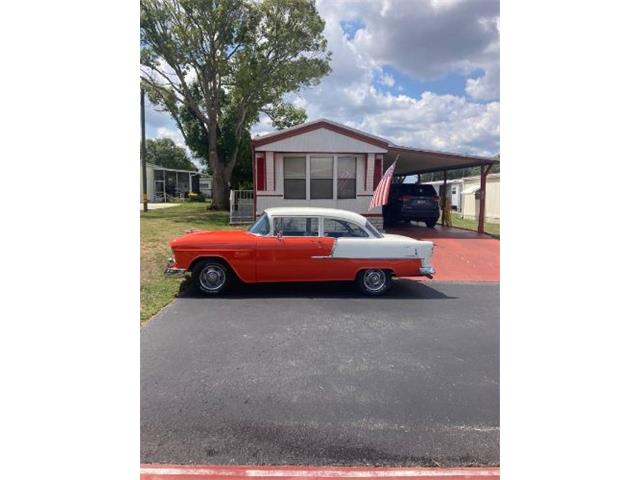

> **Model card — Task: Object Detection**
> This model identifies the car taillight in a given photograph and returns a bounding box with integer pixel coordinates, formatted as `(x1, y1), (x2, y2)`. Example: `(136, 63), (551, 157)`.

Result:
(400, 195), (412, 201)
(433, 196), (440, 202)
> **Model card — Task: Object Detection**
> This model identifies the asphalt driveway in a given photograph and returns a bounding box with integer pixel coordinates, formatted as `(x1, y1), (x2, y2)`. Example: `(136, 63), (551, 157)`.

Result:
(141, 280), (499, 466)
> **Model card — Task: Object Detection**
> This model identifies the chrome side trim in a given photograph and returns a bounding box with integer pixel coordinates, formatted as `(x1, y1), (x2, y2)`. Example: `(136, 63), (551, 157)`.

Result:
(310, 256), (423, 260)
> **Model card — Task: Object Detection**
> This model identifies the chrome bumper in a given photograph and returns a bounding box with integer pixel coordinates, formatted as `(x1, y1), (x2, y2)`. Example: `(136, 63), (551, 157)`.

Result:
(420, 266), (436, 278)
(164, 258), (187, 277)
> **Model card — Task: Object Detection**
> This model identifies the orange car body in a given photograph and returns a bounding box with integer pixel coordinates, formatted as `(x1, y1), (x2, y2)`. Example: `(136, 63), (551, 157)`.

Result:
(165, 207), (435, 287)
(169, 229), (424, 283)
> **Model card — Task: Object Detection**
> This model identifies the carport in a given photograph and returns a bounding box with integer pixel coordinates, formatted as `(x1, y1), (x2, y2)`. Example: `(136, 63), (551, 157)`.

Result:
(384, 145), (498, 233)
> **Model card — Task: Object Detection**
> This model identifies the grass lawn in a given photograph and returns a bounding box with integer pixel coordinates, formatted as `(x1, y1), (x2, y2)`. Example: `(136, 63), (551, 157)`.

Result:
(140, 202), (236, 324)
(445, 212), (500, 239)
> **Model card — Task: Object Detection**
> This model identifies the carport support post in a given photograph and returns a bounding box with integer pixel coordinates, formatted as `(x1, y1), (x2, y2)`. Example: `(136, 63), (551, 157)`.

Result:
(477, 164), (491, 234)
(441, 170), (447, 226)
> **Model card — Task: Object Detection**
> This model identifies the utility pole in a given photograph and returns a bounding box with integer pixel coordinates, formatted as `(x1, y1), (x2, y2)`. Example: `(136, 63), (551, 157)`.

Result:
(141, 88), (148, 212)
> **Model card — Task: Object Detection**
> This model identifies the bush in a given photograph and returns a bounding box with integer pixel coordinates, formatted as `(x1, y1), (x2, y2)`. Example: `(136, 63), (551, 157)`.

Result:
(188, 192), (206, 202)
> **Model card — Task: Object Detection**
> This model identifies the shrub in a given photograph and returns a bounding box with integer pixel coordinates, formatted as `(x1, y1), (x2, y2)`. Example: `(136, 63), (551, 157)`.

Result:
(188, 192), (205, 202)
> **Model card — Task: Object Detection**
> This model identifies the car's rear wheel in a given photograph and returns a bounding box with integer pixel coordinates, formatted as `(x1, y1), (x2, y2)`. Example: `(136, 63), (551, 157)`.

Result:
(192, 260), (230, 295)
(425, 218), (438, 228)
(356, 269), (392, 296)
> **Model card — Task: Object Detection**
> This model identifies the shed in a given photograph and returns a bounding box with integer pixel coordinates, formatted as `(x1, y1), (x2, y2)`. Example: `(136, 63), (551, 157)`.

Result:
(141, 163), (201, 203)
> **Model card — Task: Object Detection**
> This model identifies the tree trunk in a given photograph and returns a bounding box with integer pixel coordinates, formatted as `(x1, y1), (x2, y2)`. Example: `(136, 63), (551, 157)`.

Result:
(210, 173), (229, 210)
(207, 126), (230, 211)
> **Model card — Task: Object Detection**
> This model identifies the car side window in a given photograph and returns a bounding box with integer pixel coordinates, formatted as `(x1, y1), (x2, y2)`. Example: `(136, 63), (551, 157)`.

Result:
(323, 218), (370, 238)
(273, 217), (319, 237)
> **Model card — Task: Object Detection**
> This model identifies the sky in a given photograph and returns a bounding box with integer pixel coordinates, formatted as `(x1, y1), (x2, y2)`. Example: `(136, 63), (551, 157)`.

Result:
(144, 0), (500, 166)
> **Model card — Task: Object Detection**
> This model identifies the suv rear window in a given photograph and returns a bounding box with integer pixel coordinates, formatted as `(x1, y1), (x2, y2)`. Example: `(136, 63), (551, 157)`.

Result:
(393, 184), (438, 196)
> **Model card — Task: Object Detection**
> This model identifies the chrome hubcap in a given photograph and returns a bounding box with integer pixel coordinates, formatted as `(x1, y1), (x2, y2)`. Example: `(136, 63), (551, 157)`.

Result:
(199, 265), (226, 292)
(363, 269), (387, 292)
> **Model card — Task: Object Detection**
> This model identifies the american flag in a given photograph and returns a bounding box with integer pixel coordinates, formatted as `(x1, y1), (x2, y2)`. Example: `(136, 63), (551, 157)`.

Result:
(369, 161), (397, 210)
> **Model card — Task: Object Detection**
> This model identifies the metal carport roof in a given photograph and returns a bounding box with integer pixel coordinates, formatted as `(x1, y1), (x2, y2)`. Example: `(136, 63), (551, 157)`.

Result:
(385, 145), (498, 176)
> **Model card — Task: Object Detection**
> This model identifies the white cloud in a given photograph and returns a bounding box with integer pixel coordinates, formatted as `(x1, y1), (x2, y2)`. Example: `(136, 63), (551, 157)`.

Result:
(466, 64), (499, 101)
(380, 72), (395, 87)
(152, 0), (500, 158)
(257, 0), (501, 156)
(338, 0), (499, 80)
(155, 126), (186, 149)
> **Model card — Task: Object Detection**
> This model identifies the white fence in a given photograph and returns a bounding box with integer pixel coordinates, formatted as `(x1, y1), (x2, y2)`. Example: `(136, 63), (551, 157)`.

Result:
(229, 190), (255, 224)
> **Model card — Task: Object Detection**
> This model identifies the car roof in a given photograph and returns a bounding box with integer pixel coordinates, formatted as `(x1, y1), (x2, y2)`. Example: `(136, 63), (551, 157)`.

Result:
(264, 207), (368, 227)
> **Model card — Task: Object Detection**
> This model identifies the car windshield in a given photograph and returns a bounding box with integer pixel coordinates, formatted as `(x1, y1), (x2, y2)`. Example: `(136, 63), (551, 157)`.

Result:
(249, 214), (270, 235)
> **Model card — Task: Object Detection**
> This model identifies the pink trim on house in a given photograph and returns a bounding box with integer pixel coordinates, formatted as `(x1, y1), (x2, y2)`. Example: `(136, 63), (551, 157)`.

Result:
(364, 154), (368, 190)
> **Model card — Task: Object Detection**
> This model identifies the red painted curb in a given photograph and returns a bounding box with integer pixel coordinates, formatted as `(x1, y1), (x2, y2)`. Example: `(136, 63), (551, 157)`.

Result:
(140, 464), (499, 480)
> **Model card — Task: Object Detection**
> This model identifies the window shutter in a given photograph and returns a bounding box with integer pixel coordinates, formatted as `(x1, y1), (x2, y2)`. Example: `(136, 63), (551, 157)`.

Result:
(256, 155), (265, 191)
(373, 157), (382, 189)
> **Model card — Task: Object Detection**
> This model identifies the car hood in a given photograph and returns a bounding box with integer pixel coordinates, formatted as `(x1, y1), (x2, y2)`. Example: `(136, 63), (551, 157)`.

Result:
(170, 229), (254, 249)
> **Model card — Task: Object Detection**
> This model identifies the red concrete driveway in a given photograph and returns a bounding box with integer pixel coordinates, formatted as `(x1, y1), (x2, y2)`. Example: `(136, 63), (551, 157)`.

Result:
(141, 465), (500, 479)
(388, 225), (499, 282)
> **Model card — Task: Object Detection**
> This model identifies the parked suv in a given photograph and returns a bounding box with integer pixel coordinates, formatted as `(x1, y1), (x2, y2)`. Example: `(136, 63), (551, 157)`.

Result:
(383, 184), (440, 228)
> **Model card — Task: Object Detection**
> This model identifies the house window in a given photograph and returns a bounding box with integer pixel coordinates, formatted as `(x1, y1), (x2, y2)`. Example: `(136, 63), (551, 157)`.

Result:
(310, 156), (333, 199)
(283, 156), (306, 199)
(337, 156), (356, 199)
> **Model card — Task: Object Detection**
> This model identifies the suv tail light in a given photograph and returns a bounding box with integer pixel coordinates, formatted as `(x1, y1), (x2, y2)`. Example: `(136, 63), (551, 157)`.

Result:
(400, 195), (412, 201)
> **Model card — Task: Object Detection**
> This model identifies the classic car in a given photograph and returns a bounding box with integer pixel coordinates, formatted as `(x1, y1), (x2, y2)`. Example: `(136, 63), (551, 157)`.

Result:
(165, 207), (435, 296)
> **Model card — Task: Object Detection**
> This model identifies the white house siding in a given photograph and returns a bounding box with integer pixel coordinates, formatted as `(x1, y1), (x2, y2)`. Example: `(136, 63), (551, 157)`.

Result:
(421, 179), (463, 210)
(265, 151), (275, 191)
(199, 175), (212, 198)
(460, 174), (500, 222)
(254, 127), (387, 154)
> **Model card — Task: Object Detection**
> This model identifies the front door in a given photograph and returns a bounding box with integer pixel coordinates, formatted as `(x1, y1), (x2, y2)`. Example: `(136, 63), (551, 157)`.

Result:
(255, 216), (333, 282)
(154, 180), (165, 202)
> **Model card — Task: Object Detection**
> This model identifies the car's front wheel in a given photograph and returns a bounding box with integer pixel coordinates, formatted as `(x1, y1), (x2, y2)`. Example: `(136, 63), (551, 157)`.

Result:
(356, 269), (392, 296)
(192, 260), (230, 295)
(425, 218), (438, 228)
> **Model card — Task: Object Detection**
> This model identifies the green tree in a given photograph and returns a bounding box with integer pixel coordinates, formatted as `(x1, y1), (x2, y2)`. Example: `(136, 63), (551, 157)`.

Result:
(173, 85), (307, 188)
(141, 0), (331, 209)
(145, 137), (198, 171)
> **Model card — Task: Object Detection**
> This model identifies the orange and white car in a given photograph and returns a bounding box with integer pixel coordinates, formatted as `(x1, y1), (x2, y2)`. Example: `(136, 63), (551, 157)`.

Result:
(165, 207), (435, 295)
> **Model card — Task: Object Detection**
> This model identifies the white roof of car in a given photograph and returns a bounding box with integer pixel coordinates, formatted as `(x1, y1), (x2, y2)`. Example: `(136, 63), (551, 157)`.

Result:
(264, 207), (368, 226)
